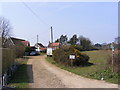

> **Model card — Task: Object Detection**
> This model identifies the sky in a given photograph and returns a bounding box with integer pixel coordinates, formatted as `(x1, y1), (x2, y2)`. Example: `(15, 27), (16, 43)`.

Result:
(0, 2), (118, 46)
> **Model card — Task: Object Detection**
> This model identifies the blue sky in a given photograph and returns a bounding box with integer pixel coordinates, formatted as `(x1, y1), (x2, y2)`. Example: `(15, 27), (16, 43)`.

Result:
(1, 2), (118, 46)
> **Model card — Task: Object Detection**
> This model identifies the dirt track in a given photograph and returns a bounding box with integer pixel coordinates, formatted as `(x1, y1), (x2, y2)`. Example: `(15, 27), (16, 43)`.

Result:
(27, 55), (118, 88)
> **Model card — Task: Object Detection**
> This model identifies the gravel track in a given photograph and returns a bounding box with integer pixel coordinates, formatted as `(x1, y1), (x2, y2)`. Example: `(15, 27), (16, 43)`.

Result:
(27, 55), (118, 88)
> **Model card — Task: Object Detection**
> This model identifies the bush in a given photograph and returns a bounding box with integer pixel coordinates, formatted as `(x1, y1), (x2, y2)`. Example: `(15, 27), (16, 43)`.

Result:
(71, 45), (99, 51)
(53, 46), (89, 66)
(25, 47), (31, 52)
(15, 46), (25, 58)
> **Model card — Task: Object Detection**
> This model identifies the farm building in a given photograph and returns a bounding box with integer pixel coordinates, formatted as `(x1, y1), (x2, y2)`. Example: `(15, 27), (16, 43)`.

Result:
(48, 42), (60, 50)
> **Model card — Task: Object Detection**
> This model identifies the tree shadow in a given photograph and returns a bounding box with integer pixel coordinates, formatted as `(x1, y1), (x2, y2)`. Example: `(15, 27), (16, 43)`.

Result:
(9, 64), (33, 83)
(78, 62), (95, 67)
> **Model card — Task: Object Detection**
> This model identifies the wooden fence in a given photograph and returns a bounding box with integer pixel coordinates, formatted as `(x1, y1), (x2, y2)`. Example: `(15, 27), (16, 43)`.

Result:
(2, 48), (16, 74)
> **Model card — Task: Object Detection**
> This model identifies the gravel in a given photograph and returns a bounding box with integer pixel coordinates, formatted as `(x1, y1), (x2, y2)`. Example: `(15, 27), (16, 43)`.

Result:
(27, 55), (118, 88)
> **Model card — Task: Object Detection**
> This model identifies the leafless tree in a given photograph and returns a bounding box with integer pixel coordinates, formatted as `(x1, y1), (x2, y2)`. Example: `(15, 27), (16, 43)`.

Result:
(0, 17), (12, 47)
(0, 17), (12, 38)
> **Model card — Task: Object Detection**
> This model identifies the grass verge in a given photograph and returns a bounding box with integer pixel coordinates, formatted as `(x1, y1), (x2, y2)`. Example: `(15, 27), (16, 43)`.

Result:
(7, 57), (29, 88)
(46, 50), (119, 84)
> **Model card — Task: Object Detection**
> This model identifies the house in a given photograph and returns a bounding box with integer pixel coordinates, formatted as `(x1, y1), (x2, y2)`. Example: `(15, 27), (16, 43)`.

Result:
(30, 46), (37, 51)
(35, 43), (44, 48)
(48, 42), (60, 50)
(2, 37), (30, 48)
(34, 43), (47, 52)
(21, 41), (30, 47)
(39, 47), (47, 52)
(11, 37), (30, 47)
(2, 37), (15, 48)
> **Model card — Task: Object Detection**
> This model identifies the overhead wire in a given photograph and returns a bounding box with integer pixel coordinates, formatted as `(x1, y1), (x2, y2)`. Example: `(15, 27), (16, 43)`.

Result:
(20, 1), (50, 27)
(19, 0), (52, 45)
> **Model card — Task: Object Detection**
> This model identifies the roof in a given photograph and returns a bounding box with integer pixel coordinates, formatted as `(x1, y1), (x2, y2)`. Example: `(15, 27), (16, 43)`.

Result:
(52, 43), (59, 46)
(11, 37), (30, 47)
(21, 41), (30, 47)
(11, 37), (25, 41)
(35, 43), (45, 48)
(48, 43), (59, 47)
(40, 47), (47, 51)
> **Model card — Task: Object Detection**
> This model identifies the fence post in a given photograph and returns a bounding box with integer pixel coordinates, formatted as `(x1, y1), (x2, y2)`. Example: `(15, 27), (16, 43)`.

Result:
(111, 43), (115, 72)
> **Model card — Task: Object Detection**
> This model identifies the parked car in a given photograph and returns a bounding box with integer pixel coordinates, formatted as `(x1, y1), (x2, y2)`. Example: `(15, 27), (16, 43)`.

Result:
(30, 51), (39, 56)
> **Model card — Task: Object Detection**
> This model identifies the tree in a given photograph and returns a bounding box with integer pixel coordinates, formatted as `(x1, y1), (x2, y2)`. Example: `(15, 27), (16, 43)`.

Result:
(0, 17), (12, 38)
(55, 39), (59, 42)
(78, 36), (92, 50)
(95, 43), (102, 47)
(0, 17), (12, 47)
(59, 35), (67, 44)
(68, 34), (78, 45)
(94, 43), (102, 50)
(55, 35), (68, 44)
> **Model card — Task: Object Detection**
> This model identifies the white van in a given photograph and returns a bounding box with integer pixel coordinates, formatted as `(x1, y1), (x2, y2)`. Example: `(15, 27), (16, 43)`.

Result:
(47, 48), (52, 56)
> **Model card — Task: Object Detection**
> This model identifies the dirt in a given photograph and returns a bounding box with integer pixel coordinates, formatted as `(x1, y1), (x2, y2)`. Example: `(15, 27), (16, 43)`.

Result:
(27, 55), (118, 88)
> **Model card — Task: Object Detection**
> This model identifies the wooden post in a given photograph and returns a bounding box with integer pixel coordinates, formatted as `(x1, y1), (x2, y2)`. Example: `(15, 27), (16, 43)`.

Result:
(112, 50), (114, 72)
(69, 55), (75, 66)
(111, 43), (115, 72)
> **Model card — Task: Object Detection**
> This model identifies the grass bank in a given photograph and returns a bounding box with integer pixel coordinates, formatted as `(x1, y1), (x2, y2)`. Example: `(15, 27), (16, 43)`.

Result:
(7, 57), (29, 88)
(46, 50), (119, 84)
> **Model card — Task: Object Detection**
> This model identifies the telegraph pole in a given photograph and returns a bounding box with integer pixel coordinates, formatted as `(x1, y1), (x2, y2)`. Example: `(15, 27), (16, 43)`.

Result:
(37, 35), (38, 44)
(51, 26), (53, 43)
(37, 35), (39, 51)
(51, 26), (53, 50)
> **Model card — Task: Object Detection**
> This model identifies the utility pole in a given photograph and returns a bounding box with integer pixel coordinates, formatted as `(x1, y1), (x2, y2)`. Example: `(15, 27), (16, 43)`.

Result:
(51, 26), (53, 50)
(37, 35), (38, 44)
(51, 26), (53, 43)
(36, 35), (40, 52)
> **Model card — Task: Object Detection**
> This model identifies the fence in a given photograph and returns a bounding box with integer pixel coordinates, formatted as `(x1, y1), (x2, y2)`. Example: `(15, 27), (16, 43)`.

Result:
(2, 48), (16, 74)
(1, 48), (17, 86)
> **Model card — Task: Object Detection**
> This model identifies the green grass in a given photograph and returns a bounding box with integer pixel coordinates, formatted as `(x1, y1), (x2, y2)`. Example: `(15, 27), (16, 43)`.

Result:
(46, 50), (119, 84)
(7, 57), (29, 88)
(83, 50), (110, 64)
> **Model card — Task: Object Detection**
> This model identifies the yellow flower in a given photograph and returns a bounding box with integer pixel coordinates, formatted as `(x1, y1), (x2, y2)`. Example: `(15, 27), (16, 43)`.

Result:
(77, 56), (79, 58)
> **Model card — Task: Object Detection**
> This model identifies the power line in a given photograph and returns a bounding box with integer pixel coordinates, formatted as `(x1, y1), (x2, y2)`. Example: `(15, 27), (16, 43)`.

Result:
(21, 1), (50, 27)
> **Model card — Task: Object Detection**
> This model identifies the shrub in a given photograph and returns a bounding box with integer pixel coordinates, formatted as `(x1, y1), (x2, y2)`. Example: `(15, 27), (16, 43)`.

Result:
(25, 47), (31, 52)
(53, 46), (89, 66)
(15, 46), (25, 58)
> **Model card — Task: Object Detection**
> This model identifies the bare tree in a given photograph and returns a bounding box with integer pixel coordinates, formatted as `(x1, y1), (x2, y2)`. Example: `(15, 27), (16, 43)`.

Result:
(0, 17), (12, 38)
(0, 17), (12, 47)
